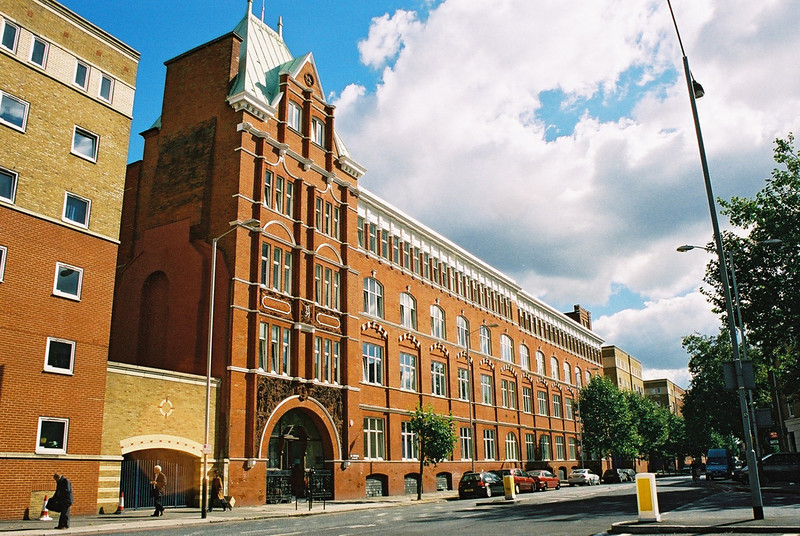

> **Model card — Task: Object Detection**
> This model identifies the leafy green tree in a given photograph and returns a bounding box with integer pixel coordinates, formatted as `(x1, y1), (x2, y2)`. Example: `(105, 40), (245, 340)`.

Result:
(625, 391), (668, 461)
(701, 133), (800, 405)
(408, 404), (457, 500)
(662, 411), (688, 469)
(578, 376), (635, 460)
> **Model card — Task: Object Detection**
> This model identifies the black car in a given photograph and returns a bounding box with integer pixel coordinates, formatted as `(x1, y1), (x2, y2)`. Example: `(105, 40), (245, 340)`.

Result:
(602, 468), (628, 483)
(738, 452), (800, 485)
(458, 471), (505, 499)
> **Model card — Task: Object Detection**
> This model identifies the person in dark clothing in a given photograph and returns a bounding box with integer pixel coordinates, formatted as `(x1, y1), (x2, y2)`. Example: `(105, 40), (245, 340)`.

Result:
(208, 470), (231, 511)
(151, 465), (166, 516)
(52, 472), (73, 529)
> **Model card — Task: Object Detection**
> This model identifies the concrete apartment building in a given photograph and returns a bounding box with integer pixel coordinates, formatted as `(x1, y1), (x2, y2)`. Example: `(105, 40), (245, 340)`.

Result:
(0, 0), (138, 519)
(644, 378), (685, 416)
(107, 2), (606, 508)
(602, 345), (644, 394)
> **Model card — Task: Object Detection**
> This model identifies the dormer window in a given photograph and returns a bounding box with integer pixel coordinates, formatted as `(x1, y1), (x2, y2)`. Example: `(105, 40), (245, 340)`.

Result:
(287, 102), (302, 132)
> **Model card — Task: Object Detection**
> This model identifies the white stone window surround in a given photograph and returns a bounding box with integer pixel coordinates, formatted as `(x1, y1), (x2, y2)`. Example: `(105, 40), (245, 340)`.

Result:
(36, 416), (69, 454)
(0, 90), (30, 132)
(53, 261), (83, 300)
(71, 125), (99, 162)
(29, 34), (48, 68)
(1, 19), (19, 53)
(62, 191), (91, 228)
(44, 336), (75, 375)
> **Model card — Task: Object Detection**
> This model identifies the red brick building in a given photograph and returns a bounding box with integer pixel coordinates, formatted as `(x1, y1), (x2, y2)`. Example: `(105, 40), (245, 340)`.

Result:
(111, 2), (604, 506)
(0, 0), (138, 519)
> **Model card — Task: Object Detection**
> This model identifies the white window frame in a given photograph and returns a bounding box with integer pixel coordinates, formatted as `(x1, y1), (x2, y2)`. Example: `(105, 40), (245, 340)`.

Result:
(568, 437), (577, 460)
(36, 417), (68, 454)
(520, 344), (530, 370)
(29, 35), (49, 68)
(62, 191), (91, 228)
(0, 91), (30, 132)
(460, 427), (473, 460)
(74, 60), (89, 90)
(0, 166), (17, 204)
(1, 20), (19, 53)
(555, 436), (565, 460)
(401, 421), (418, 461)
(363, 417), (385, 460)
(537, 391), (548, 416)
(0, 244), (6, 282)
(553, 393), (562, 418)
(457, 368), (470, 401)
(399, 292), (416, 329)
(456, 316), (469, 348)
(98, 73), (114, 102)
(540, 435), (551, 461)
(431, 361), (446, 397)
(563, 362), (572, 384)
(522, 386), (532, 413)
(399, 352), (417, 391)
(550, 356), (559, 380)
(483, 429), (496, 461)
(287, 101), (302, 132)
(363, 277), (383, 318)
(44, 337), (75, 375)
(311, 117), (325, 146)
(480, 374), (493, 405)
(505, 432), (519, 461)
(362, 342), (383, 385)
(500, 334), (513, 363)
(71, 125), (99, 162)
(430, 305), (445, 339)
(53, 262), (83, 300)
(575, 367), (583, 388)
(536, 351), (545, 375)
(479, 325), (491, 354)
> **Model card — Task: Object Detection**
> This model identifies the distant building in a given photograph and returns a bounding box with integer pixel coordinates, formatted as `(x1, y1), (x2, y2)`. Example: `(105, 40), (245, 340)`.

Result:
(644, 379), (685, 416)
(108, 2), (606, 507)
(601, 346), (644, 395)
(0, 0), (138, 519)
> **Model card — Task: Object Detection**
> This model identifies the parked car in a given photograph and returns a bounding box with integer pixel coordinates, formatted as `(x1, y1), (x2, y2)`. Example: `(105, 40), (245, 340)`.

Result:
(458, 471), (506, 499)
(490, 469), (536, 494)
(568, 468), (600, 486)
(527, 469), (561, 491)
(602, 468), (628, 483)
(737, 452), (800, 485)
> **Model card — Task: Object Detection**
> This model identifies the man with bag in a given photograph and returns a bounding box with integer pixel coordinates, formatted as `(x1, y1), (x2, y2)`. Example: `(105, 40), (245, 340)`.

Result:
(50, 472), (73, 529)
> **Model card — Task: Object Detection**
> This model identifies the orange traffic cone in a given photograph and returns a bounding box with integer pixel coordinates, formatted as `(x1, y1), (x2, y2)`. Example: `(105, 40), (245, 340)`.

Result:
(114, 491), (125, 514)
(38, 495), (52, 521)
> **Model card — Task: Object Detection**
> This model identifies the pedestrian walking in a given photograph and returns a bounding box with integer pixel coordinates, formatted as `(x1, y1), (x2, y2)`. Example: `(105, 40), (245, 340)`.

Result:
(151, 465), (166, 516)
(208, 470), (231, 511)
(51, 472), (73, 530)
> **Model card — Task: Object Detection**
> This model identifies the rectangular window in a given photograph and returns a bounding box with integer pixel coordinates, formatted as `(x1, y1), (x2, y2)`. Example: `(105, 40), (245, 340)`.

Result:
(333, 341), (341, 384)
(565, 398), (574, 420)
(36, 417), (68, 454)
(284, 180), (293, 217)
(362, 342), (383, 385)
(368, 224), (377, 253)
(501, 379), (509, 408)
(555, 436), (565, 460)
(314, 337), (322, 379)
(99, 74), (114, 102)
(332, 271), (340, 310)
(402, 242), (410, 268)
(260, 243), (270, 286)
(380, 231), (389, 259)
(270, 325), (280, 373)
(537, 391), (548, 416)
(431, 361), (446, 397)
(460, 427), (473, 460)
(457, 368), (470, 401)
(391, 237), (399, 263)
(552, 394), (562, 418)
(540, 435), (551, 460)
(399, 352), (417, 391)
(401, 421), (418, 460)
(311, 118), (325, 146)
(264, 171), (273, 207)
(357, 217), (365, 247)
(30, 36), (48, 68)
(275, 176), (284, 213)
(53, 262), (83, 300)
(71, 126), (99, 162)
(62, 192), (91, 228)
(282, 250), (292, 293)
(45, 337), (75, 374)
(287, 102), (302, 132)
(281, 328), (291, 376)
(271, 247), (281, 291)
(481, 374), (493, 405)
(0, 245), (6, 282)
(1, 20), (19, 52)
(522, 387), (532, 414)
(363, 417), (385, 460)
(74, 61), (89, 90)
(526, 433), (535, 461)
(323, 339), (332, 382)
(259, 322), (268, 369)
(0, 91), (29, 132)
(483, 429), (496, 460)
(507, 380), (517, 410)
(568, 437), (577, 460)
(0, 166), (17, 203)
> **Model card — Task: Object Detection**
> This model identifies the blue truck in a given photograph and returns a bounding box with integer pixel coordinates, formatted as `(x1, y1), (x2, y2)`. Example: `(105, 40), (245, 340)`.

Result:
(705, 448), (732, 480)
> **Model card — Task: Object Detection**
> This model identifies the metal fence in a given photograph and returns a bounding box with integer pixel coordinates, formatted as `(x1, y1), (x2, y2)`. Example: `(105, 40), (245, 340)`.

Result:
(120, 458), (190, 510)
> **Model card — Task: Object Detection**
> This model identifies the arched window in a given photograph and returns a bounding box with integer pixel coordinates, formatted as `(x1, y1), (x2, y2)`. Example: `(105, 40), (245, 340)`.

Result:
(519, 344), (530, 371)
(456, 316), (469, 348)
(400, 292), (416, 329)
(536, 351), (545, 375)
(505, 432), (519, 461)
(574, 367), (582, 388)
(430, 305), (446, 339)
(550, 356), (559, 380)
(479, 325), (491, 355)
(585, 370), (592, 386)
(363, 277), (383, 317)
(500, 334), (514, 363)
(563, 362), (571, 384)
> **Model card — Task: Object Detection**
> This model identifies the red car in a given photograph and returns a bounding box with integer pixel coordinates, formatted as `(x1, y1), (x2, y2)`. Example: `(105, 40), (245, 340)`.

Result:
(528, 469), (561, 491)
(489, 469), (536, 494)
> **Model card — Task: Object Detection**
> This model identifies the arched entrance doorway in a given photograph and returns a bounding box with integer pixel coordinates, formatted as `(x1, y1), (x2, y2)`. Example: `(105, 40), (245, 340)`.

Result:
(120, 449), (195, 510)
(265, 408), (330, 500)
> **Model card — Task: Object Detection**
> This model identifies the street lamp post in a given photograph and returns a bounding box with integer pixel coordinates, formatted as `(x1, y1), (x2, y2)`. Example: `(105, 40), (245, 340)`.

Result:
(667, 0), (764, 519)
(202, 218), (261, 519)
(466, 323), (498, 473)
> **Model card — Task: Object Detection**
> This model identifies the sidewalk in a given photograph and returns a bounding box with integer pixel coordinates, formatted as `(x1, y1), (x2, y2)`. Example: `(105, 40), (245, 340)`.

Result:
(0, 492), (456, 535)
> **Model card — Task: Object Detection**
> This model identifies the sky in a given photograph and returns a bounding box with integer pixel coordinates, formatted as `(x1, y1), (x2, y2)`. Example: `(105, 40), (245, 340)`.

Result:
(59, 0), (800, 388)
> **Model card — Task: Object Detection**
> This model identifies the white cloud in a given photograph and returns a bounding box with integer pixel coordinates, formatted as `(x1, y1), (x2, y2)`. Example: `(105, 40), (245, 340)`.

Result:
(335, 0), (800, 380)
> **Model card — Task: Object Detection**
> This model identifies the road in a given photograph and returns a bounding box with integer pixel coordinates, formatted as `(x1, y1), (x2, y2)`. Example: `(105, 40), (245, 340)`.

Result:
(94, 477), (723, 536)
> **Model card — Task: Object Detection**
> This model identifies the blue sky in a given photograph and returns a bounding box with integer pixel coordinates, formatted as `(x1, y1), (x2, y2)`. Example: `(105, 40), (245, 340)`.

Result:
(58, 0), (800, 387)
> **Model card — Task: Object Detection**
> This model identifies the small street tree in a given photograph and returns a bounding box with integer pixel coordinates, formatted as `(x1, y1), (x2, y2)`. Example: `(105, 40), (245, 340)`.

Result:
(408, 404), (457, 500)
(625, 390), (668, 462)
(578, 376), (636, 460)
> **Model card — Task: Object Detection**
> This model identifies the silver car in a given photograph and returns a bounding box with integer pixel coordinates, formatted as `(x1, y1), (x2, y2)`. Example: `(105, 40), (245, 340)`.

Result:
(568, 468), (600, 486)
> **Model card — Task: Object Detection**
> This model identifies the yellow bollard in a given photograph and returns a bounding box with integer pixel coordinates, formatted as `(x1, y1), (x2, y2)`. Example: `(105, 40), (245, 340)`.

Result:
(503, 475), (516, 500)
(635, 473), (661, 522)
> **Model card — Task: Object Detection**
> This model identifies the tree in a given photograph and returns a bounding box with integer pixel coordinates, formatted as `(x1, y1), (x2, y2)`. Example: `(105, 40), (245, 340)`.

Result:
(625, 391), (668, 462)
(408, 404), (457, 500)
(578, 376), (636, 460)
(701, 133), (800, 403)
